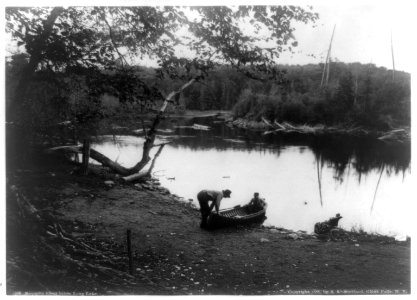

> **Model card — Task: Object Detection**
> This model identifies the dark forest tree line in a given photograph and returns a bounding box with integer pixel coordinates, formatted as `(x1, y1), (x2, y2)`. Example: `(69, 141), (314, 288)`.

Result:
(157, 62), (410, 130)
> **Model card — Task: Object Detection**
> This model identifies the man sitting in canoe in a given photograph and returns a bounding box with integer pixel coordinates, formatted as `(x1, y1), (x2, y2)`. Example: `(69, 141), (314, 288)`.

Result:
(197, 189), (232, 228)
(248, 192), (267, 212)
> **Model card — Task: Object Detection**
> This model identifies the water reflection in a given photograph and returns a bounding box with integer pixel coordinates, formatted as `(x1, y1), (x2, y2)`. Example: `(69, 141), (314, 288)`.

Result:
(92, 116), (411, 237)
(168, 119), (410, 180)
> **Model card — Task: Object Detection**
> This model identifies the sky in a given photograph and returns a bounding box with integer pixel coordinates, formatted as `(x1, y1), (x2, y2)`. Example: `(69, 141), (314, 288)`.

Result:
(3, 0), (416, 73)
(277, 3), (415, 72)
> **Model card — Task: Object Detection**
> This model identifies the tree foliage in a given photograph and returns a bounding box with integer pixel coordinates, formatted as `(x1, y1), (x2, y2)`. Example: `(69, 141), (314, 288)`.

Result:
(156, 62), (410, 130)
(5, 5), (318, 173)
(230, 63), (410, 129)
(6, 6), (317, 76)
(6, 5), (318, 127)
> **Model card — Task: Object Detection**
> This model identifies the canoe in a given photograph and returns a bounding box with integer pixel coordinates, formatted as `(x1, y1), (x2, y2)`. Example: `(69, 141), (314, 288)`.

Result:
(206, 204), (267, 229)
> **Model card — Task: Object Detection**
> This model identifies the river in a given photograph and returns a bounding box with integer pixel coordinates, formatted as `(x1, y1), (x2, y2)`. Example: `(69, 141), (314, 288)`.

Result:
(92, 116), (412, 239)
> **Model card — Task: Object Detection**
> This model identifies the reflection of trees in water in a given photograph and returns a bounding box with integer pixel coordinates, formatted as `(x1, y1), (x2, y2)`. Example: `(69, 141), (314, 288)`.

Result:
(316, 153), (324, 207)
(171, 121), (410, 181)
(97, 117), (410, 181)
(370, 164), (385, 214)
(293, 137), (409, 213)
(310, 136), (410, 183)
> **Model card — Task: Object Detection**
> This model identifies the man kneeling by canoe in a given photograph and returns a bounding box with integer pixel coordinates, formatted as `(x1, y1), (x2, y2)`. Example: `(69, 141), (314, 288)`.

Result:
(197, 189), (232, 228)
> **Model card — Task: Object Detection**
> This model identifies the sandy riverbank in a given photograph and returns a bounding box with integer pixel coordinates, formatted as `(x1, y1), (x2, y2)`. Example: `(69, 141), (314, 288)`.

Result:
(6, 154), (411, 295)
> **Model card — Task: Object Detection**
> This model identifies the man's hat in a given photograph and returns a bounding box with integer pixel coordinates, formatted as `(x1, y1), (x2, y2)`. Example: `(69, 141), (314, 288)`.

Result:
(336, 213), (342, 218)
(223, 189), (232, 197)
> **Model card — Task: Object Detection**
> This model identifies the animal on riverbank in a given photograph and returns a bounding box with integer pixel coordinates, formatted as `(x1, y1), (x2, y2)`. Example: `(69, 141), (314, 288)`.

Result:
(314, 213), (343, 235)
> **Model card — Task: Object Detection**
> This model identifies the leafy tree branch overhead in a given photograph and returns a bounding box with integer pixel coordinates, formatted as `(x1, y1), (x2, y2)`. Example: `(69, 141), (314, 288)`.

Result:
(5, 6), (318, 176)
(6, 6), (318, 79)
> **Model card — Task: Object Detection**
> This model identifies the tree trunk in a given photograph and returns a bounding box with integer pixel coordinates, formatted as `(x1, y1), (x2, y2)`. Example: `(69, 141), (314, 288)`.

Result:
(122, 144), (166, 182)
(86, 77), (199, 176)
(10, 7), (64, 122)
(130, 78), (196, 172)
(46, 77), (198, 177)
(81, 139), (90, 175)
(89, 148), (132, 176)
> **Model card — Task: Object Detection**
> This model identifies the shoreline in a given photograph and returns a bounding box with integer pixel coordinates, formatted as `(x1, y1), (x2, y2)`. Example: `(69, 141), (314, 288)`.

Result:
(227, 117), (411, 143)
(6, 153), (411, 295)
(129, 177), (410, 241)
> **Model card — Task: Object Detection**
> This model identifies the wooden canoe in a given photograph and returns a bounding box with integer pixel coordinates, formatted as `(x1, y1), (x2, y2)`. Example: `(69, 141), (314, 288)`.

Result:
(206, 204), (266, 229)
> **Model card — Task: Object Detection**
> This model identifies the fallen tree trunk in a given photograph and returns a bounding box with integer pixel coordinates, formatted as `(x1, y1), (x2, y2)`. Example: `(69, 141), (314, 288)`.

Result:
(45, 143), (167, 178)
(87, 77), (198, 176)
(46, 77), (199, 177)
(89, 148), (132, 176)
(122, 144), (166, 182)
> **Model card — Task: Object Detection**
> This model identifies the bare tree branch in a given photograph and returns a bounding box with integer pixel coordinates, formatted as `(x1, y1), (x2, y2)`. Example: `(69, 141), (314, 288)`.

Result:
(100, 9), (128, 67)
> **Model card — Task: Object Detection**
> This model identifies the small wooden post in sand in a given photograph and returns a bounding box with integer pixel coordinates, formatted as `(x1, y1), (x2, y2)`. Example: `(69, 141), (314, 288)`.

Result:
(127, 229), (134, 275)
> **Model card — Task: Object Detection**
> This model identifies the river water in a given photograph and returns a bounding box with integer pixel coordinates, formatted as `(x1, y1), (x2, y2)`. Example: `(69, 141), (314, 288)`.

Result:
(92, 116), (412, 238)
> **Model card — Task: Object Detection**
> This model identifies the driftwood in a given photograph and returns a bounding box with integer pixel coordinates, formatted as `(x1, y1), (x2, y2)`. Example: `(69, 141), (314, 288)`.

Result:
(261, 117), (274, 128)
(258, 119), (410, 142)
(121, 171), (150, 182)
(262, 121), (316, 135)
(274, 120), (286, 130)
(192, 123), (211, 130)
(377, 129), (410, 143)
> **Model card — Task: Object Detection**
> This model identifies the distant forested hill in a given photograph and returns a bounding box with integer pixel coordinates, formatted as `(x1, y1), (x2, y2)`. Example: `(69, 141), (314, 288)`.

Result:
(6, 55), (410, 131)
(157, 63), (410, 130)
